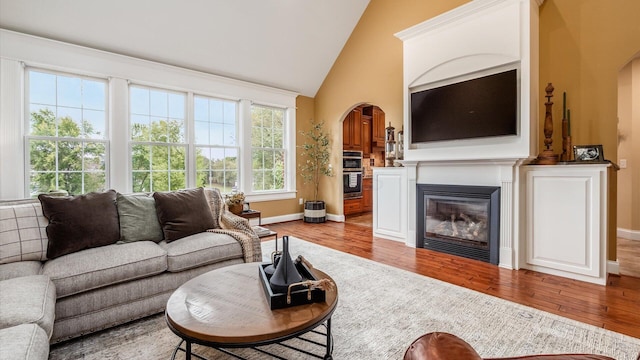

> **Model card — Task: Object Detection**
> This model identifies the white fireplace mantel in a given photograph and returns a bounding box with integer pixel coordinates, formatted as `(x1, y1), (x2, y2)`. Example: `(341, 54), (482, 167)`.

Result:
(388, 0), (543, 270)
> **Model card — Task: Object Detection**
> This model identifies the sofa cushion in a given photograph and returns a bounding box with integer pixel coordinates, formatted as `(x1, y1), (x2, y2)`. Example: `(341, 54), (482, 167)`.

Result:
(0, 324), (50, 360)
(116, 193), (164, 243)
(0, 261), (43, 281)
(159, 232), (243, 272)
(39, 190), (120, 259)
(0, 202), (48, 264)
(42, 241), (167, 298)
(153, 188), (216, 242)
(0, 275), (56, 338)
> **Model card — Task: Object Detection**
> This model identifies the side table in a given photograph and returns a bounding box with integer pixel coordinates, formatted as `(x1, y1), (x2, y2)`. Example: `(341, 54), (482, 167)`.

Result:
(239, 209), (261, 225)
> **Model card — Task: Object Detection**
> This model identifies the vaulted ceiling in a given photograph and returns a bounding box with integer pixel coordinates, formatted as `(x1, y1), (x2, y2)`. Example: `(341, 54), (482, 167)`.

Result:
(0, 0), (370, 97)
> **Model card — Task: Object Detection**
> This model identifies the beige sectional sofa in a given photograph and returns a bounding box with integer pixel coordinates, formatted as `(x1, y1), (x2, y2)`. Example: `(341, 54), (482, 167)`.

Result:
(0, 187), (261, 359)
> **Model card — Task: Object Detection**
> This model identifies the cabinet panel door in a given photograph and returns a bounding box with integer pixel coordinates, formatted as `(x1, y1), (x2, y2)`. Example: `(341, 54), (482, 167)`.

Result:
(344, 198), (363, 215)
(343, 112), (353, 149)
(352, 108), (363, 150)
(372, 106), (386, 147)
(524, 167), (605, 283)
(363, 178), (373, 211)
(362, 117), (371, 158)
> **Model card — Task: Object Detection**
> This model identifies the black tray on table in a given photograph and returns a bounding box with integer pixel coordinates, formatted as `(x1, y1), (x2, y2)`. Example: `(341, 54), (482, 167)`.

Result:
(258, 261), (326, 310)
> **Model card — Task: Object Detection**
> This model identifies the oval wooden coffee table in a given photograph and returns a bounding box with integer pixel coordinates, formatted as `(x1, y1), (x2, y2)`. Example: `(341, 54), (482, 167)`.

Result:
(166, 262), (338, 359)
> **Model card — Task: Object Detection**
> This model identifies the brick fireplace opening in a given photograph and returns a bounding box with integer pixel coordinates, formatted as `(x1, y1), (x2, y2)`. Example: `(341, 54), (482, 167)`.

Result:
(416, 184), (500, 264)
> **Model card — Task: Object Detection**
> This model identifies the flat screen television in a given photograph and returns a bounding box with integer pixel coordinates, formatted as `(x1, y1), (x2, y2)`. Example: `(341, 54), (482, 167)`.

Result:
(410, 69), (518, 144)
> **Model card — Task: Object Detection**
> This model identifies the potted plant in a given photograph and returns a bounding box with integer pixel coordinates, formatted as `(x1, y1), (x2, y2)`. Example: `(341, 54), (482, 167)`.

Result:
(299, 119), (333, 223)
(225, 191), (245, 215)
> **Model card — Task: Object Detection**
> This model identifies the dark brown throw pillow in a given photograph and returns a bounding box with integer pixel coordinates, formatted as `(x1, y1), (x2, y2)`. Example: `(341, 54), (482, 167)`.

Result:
(153, 188), (216, 242)
(38, 190), (120, 259)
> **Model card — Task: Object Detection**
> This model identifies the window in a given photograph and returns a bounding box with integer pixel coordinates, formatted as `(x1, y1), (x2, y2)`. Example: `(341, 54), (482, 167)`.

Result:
(129, 86), (187, 192)
(194, 96), (239, 192)
(251, 105), (285, 192)
(26, 69), (108, 196)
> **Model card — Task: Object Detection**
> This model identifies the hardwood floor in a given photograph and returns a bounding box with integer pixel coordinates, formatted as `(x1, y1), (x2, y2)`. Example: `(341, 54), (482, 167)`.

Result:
(618, 238), (640, 278)
(264, 220), (640, 339)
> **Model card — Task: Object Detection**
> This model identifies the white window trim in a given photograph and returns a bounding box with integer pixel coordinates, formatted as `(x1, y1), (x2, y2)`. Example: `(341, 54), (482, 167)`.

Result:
(239, 100), (296, 203)
(23, 67), (111, 196)
(0, 29), (298, 200)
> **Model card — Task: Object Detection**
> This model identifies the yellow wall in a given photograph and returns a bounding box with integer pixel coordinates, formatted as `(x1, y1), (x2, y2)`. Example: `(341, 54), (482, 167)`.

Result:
(538, 1), (640, 259)
(262, 1), (640, 246)
(310, 0), (639, 259)
(539, 1), (640, 162)
(617, 58), (640, 232)
(314, 0), (470, 215)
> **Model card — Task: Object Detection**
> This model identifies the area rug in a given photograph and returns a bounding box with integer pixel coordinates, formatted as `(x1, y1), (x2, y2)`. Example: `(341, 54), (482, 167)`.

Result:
(49, 237), (640, 359)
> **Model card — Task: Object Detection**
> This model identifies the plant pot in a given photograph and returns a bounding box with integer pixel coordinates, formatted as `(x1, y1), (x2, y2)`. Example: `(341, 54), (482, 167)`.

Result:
(228, 203), (243, 215)
(303, 200), (326, 223)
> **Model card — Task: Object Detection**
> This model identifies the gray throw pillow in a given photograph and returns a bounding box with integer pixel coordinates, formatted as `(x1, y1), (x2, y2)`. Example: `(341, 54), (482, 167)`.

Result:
(116, 193), (164, 243)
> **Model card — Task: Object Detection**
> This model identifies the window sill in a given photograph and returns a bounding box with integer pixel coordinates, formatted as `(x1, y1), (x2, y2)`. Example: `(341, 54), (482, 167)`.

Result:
(245, 191), (296, 203)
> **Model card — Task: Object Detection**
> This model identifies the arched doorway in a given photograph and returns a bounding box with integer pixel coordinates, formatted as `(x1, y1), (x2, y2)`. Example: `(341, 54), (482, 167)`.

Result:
(341, 104), (387, 226)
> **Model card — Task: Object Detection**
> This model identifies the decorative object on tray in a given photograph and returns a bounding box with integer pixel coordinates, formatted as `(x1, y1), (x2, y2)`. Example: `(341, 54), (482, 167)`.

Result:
(259, 236), (335, 309)
(535, 83), (559, 164)
(560, 91), (573, 161)
(269, 236), (302, 293)
(573, 144), (604, 162)
(225, 191), (245, 215)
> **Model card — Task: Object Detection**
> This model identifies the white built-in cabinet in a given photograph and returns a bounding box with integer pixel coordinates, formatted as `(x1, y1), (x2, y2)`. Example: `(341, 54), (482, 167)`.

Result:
(522, 164), (610, 285)
(372, 167), (407, 243)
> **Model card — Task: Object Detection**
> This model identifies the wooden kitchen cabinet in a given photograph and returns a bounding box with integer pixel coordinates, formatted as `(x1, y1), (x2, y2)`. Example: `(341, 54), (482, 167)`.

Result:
(343, 107), (363, 151)
(344, 198), (363, 215)
(362, 115), (371, 158)
(362, 177), (373, 211)
(363, 106), (386, 149)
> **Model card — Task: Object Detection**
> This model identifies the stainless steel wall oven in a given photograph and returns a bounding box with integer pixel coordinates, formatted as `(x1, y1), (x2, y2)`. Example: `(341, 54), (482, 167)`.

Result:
(343, 151), (363, 199)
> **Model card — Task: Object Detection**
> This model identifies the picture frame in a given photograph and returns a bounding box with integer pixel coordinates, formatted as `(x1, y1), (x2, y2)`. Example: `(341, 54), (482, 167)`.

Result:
(242, 202), (250, 212)
(573, 144), (604, 162)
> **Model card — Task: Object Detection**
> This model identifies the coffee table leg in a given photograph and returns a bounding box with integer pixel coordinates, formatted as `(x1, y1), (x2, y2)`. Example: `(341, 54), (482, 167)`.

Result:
(324, 317), (333, 360)
(185, 341), (192, 360)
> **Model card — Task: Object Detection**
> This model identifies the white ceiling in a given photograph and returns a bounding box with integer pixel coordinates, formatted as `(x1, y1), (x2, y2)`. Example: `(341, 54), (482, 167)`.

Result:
(0, 0), (370, 97)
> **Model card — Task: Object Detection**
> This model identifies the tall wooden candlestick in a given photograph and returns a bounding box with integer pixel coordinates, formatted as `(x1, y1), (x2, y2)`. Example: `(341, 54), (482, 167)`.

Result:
(560, 91), (571, 161)
(536, 83), (558, 164)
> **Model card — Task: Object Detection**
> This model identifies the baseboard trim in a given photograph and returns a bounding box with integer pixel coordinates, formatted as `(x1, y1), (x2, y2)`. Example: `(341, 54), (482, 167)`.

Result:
(607, 260), (620, 275)
(261, 212), (344, 225)
(616, 228), (640, 241)
(261, 213), (301, 225)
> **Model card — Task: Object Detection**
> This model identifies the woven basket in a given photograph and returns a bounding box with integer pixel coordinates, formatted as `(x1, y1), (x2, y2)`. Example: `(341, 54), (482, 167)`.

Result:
(228, 203), (243, 215)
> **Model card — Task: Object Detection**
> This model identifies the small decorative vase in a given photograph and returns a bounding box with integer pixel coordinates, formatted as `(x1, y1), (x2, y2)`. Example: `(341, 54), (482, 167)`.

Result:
(269, 236), (302, 293)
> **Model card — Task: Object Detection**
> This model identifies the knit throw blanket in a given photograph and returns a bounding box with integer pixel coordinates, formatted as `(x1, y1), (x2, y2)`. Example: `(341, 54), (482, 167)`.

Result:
(204, 188), (262, 263)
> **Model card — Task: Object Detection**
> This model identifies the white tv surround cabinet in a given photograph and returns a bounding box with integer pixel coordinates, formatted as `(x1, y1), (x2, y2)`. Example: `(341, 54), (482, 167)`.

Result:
(373, 0), (613, 285)
(522, 164), (611, 285)
(372, 167), (407, 243)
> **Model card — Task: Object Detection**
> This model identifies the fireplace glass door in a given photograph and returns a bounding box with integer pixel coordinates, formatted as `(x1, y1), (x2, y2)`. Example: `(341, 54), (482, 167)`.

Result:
(425, 196), (489, 248)
(416, 184), (500, 264)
